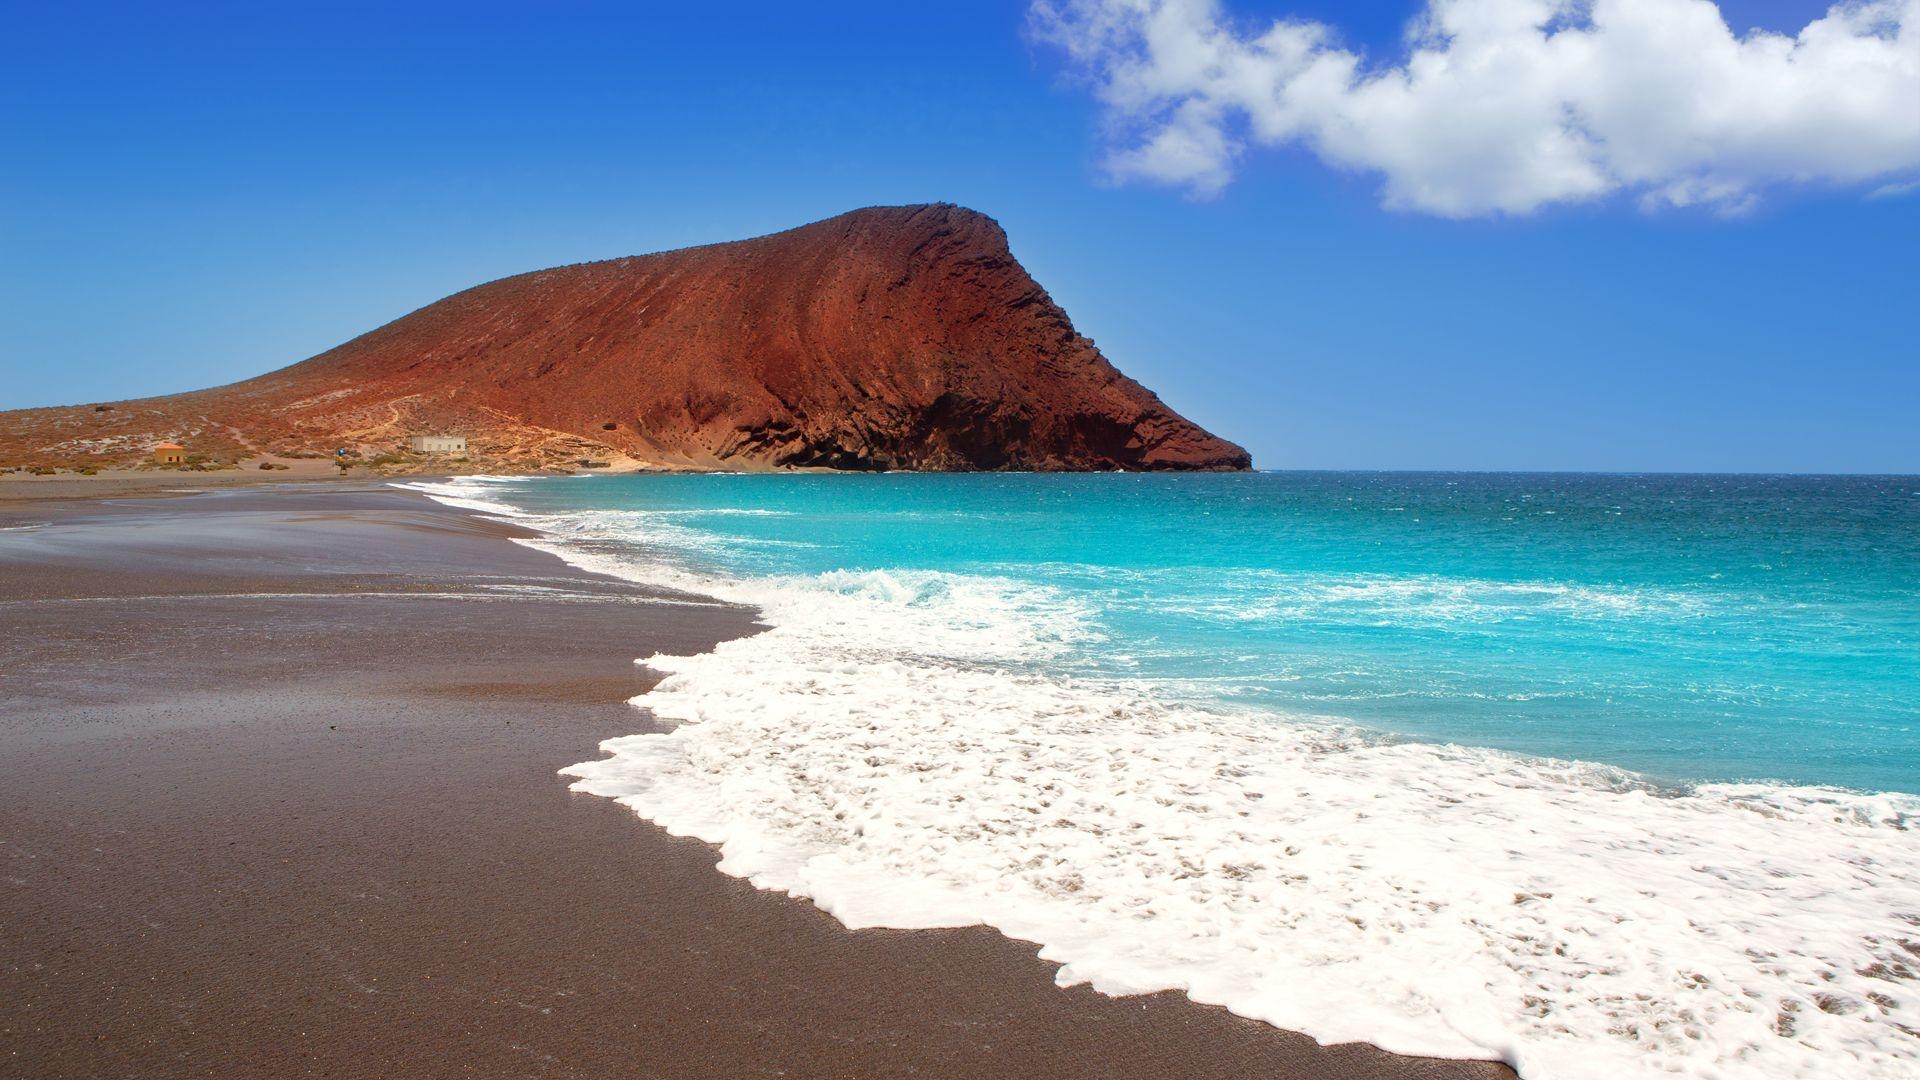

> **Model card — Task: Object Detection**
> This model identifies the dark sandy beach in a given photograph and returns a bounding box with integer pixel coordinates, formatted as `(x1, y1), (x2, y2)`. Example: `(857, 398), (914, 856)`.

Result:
(0, 481), (1511, 1078)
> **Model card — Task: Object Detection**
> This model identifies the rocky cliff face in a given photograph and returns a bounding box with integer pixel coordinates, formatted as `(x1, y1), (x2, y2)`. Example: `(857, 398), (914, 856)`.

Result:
(0, 204), (1250, 472)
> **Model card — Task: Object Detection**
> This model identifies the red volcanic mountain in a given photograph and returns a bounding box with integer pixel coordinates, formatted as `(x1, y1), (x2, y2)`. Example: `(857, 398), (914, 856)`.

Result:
(0, 205), (1250, 472)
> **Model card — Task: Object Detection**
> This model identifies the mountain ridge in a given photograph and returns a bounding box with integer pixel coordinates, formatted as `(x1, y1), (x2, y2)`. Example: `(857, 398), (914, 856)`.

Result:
(0, 204), (1251, 473)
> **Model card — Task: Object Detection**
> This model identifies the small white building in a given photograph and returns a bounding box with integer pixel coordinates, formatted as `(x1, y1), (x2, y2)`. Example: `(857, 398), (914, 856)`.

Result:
(407, 435), (467, 454)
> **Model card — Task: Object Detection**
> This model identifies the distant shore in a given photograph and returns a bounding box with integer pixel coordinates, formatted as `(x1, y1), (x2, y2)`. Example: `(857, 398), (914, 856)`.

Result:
(0, 460), (577, 503)
(0, 483), (1509, 1078)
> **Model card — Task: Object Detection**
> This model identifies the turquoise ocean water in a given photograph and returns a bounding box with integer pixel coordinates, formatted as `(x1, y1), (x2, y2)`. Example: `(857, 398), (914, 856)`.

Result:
(479, 471), (1916, 792)
(408, 471), (1920, 1077)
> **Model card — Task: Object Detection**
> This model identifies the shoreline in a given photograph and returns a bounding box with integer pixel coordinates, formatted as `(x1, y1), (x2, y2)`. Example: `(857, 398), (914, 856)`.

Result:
(0, 482), (1509, 1078)
(0, 466), (544, 504)
(415, 473), (1920, 1077)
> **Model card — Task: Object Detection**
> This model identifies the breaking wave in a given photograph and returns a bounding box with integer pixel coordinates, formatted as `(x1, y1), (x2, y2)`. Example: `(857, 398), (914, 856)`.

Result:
(412, 476), (1920, 1079)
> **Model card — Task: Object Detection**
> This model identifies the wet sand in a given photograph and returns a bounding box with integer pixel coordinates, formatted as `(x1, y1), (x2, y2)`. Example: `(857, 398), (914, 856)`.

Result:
(0, 485), (1511, 1078)
(0, 462), (374, 502)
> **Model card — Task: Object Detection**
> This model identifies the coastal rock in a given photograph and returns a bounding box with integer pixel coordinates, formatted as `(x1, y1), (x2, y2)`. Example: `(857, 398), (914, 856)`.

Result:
(0, 204), (1250, 472)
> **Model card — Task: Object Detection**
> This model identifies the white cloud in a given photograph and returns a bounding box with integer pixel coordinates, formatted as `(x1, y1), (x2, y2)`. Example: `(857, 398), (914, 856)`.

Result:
(1030, 0), (1920, 216)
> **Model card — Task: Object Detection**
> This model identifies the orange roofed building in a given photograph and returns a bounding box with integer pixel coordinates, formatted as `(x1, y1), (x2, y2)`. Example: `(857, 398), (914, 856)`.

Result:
(152, 443), (185, 465)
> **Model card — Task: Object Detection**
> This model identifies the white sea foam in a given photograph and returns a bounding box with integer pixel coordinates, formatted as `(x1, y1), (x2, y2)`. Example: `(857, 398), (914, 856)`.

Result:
(415, 477), (1920, 1079)
(639, 507), (797, 517)
(1027, 564), (1711, 627)
(392, 477), (534, 517)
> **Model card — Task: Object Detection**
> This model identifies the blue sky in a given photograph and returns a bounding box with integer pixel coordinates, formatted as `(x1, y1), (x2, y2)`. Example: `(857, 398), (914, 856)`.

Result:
(2, 0), (1915, 472)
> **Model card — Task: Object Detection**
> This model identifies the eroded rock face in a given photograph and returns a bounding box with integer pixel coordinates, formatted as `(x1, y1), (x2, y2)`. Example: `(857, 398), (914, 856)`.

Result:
(1, 204), (1251, 472)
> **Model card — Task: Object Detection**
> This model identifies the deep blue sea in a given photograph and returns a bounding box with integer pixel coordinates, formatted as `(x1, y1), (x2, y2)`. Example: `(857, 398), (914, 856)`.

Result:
(408, 471), (1920, 1077)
